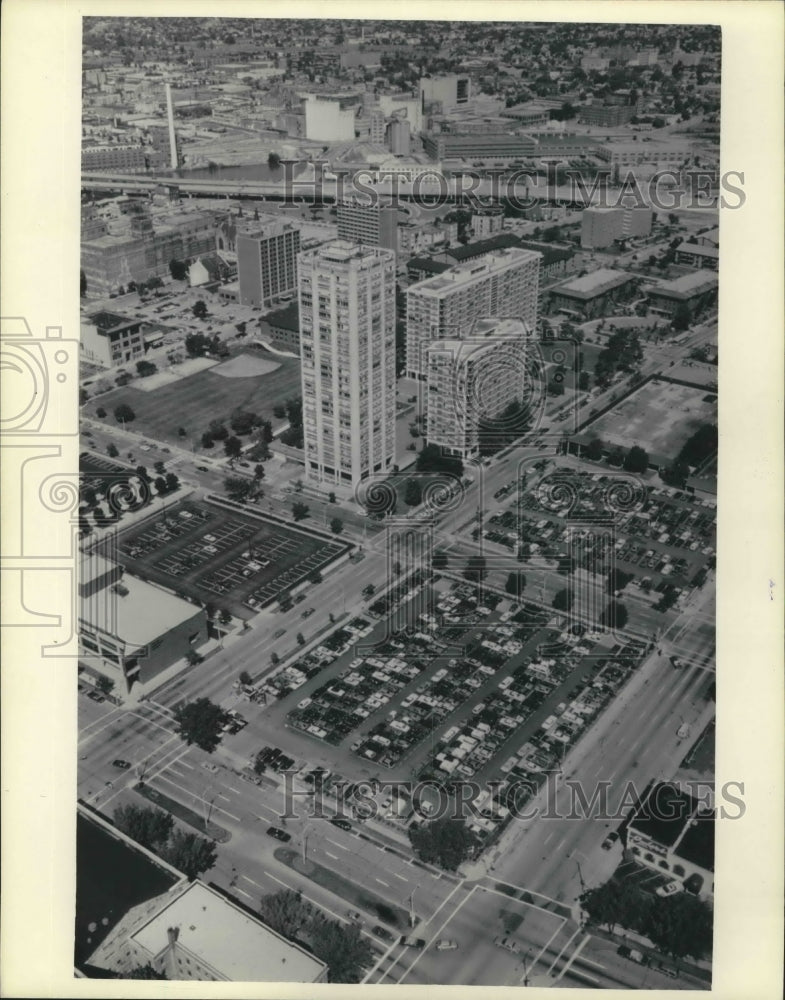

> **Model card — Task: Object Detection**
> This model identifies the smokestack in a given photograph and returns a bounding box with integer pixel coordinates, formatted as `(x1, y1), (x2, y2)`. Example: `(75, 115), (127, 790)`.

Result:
(165, 83), (178, 169)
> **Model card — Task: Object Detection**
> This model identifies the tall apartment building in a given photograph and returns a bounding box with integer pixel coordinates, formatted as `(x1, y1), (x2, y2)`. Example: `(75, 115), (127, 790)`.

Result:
(581, 207), (653, 248)
(298, 241), (397, 488)
(405, 247), (540, 380)
(236, 220), (301, 307)
(336, 201), (398, 254)
(426, 318), (528, 459)
(386, 117), (411, 156)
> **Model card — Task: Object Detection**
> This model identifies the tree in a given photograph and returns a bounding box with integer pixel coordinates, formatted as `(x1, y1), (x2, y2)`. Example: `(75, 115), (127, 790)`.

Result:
(580, 877), (643, 934)
(224, 476), (252, 502)
(113, 804), (174, 850)
(127, 965), (167, 980)
(602, 600), (629, 630)
(224, 436), (243, 460)
(165, 472), (179, 492)
(404, 479), (423, 507)
(273, 404), (286, 419)
(623, 445), (649, 473)
(330, 517), (343, 534)
(173, 698), (229, 753)
(585, 437), (604, 461)
(169, 259), (188, 281)
(607, 568), (633, 594)
(154, 460), (166, 475)
(552, 587), (574, 611)
(95, 406), (107, 418)
(292, 501), (310, 522)
(154, 475), (168, 496)
(259, 889), (311, 939)
(114, 403), (135, 424)
(192, 299), (208, 319)
(161, 829), (217, 879)
(135, 465), (151, 482)
(308, 570), (322, 585)
(309, 917), (374, 984)
(270, 652), (280, 666)
(136, 359), (157, 378)
(463, 555), (487, 582)
(644, 893), (713, 960)
(505, 571), (527, 597)
(185, 649), (203, 667)
(671, 302), (691, 332)
(409, 817), (475, 871)
(107, 443), (119, 458)
(253, 464), (266, 481)
(416, 444), (463, 477)
(219, 608), (232, 626)
(296, 632), (305, 646)
(268, 151), (281, 170)
(230, 409), (260, 435)
(239, 670), (252, 686)
(95, 674), (115, 697)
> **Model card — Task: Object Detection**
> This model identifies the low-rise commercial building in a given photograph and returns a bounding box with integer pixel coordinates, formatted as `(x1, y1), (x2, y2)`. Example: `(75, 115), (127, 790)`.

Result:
(80, 311), (146, 368)
(647, 270), (718, 317)
(422, 131), (537, 164)
(627, 782), (714, 899)
(674, 241), (718, 270)
(548, 268), (637, 319)
(79, 553), (208, 694)
(88, 879), (328, 981)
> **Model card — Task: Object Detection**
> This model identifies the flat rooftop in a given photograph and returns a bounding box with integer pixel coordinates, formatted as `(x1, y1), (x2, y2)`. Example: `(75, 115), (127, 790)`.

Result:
(654, 270), (719, 296)
(555, 268), (632, 297)
(304, 239), (394, 264)
(629, 782), (697, 848)
(131, 882), (326, 982)
(413, 247), (540, 295)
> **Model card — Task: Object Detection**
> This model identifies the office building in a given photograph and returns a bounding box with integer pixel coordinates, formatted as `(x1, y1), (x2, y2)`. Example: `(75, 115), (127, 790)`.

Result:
(578, 103), (636, 127)
(81, 146), (148, 173)
(337, 200), (398, 254)
(236, 220), (301, 307)
(405, 247), (540, 380)
(386, 117), (411, 155)
(80, 311), (146, 368)
(420, 74), (471, 113)
(674, 241), (719, 270)
(426, 318), (528, 459)
(422, 131), (537, 164)
(304, 95), (356, 141)
(471, 205), (505, 239)
(646, 270), (718, 317)
(88, 879), (328, 981)
(298, 241), (397, 488)
(581, 207), (653, 249)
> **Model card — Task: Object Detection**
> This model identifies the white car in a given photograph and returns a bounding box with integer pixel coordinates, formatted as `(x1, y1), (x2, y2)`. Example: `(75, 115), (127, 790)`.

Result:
(435, 939), (458, 951)
(677, 723), (691, 739)
(656, 880), (683, 898)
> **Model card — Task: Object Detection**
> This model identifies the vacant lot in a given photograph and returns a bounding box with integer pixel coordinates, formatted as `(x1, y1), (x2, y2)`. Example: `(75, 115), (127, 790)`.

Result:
(95, 349), (301, 446)
(585, 378), (716, 461)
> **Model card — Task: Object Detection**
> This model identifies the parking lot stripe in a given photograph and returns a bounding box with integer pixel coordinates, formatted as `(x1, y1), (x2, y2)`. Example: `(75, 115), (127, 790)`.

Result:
(375, 878), (390, 887)
(393, 873), (408, 882)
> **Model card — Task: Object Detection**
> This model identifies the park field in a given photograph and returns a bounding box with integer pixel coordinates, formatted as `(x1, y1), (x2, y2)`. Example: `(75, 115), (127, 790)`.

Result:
(93, 349), (302, 447)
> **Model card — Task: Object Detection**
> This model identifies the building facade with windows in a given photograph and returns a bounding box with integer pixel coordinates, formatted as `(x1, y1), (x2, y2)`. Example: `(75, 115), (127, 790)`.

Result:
(336, 200), (398, 254)
(80, 311), (146, 368)
(298, 241), (397, 488)
(237, 220), (301, 308)
(426, 318), (529, 459)
(405, 247), (540, 380)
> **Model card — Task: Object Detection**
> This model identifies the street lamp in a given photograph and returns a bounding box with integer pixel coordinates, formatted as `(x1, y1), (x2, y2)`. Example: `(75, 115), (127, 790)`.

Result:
(409, 886), (417, 928)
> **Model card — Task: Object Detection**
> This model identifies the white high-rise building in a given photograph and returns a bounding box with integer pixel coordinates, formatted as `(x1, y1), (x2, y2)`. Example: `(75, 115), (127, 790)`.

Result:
(426, 318), (529, 459)
(298, 240), (397, 488)
(405, 247), (540, 380)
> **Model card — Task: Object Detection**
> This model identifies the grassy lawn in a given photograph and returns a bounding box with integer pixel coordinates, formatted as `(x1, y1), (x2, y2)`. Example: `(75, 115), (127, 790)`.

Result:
(94, 349), (302, 447)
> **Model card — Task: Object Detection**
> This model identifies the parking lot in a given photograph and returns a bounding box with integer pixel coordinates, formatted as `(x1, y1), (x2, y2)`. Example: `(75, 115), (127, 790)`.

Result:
(110, 497), (349, 618)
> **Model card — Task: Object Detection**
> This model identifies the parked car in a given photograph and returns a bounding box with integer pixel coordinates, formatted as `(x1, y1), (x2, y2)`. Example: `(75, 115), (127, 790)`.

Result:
(266, 826), (291, 842)
(677, 723), (691, 739)
(494, 937), (521, 955)
(273, 629), (286, 639)
(301, 607), (315, 618)
(656, 880), (683, 898)
(346, 910), (363, 923)
(400, 936), (426, 948)
(372, 925), (394, 942)
(112, 759), (131, 770)
(435, 939), (459, 951)
(201, 762), (219, 773)
(602, 831), (620, 850)
(329, 817), (352, 831)
(196, 465), (209, 472)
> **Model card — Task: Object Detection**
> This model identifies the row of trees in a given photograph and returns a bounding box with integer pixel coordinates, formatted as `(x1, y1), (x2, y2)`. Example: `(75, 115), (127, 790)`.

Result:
(259, 889), (372, 983)
(409, 816), (476, 872)
(581, 439), (650, 473)
(580, 876), (713, 962)
(113, 803), (217, 879)
(594, 329), (643, 389)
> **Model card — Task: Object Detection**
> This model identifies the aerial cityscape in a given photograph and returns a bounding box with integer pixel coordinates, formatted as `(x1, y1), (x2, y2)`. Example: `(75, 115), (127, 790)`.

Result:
(77, 16), (720, 987)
